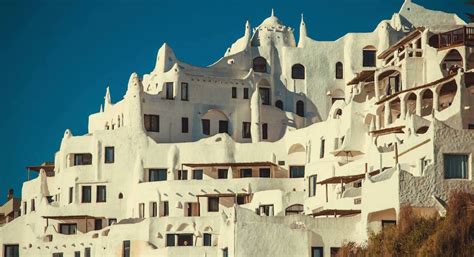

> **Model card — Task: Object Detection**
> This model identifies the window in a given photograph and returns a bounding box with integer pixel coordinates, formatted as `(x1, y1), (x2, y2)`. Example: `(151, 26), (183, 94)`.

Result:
(243, 88), (249, 99)
(223, 248), (229, 257)
(202, 119), (210, 135)
(311, 247), (323, 257)
(468, 124), (474, 130)
(240, 168), (252, 178)
(320, 139), (325, 159)
(203, 233), (212, 246)
(177, 234), (193, 246)
(262, 123), (268, 140)
(259, 87), (271, 105)
(444, 154), (469, 179)
(97, 186), (106, 203)
(309, 175), (317, 197)
(52, 253), (63, 257)
(336, 62), (343, 79)
(296, 100), (305, 117)
(59, 223), (77, 235)
(4, 245), (19, 257)
(181, 82), (189, 101)
(69, 187), (73, 204)
(166, 234), (176, 247)
(185, 202), (200, 217)
(285, 204), (304, 215)
(219, 120), (229, 134)
(208, 197), (219, 212)
(75, 251), (81, 257)
(258, 204), (274, 216)
(162, 201), (169, 217)
(291, 64), (305, 79)
(94, 219), (102, 230)
(275, 100), (283, 110)
(81, 186), (92, 203)
(330, 247), (341, 257)
(149, 169), (167, 182)
(181, 117), (189, 133)
(363, 47), (377, 67)
(108, 218), (117, 226)
(23, 202), (27, 215)
(165, 82), (174, 99)
(138, 203), (145, 218)
(85, 247), (91, 257)
(178, 170), (188, 180)
(218, 169), (228, 179)
(253, 57), (267, 73)
(236, 195), (246, 205)
(118, 193), (124, 199)
(382, 220), (397, 229)
(259, 168), (271, 178)
(290, 166), (305, 178)
(144, 114), (160, 132)
(232, 87), (237, 98)
(105, 146), (114, 163)
(123, 240), (130, 257)
(242, 122), (251, 139)
(74, 154), (92, 166)
(193, 170), (203, 180)
(31, 199), (35, 212)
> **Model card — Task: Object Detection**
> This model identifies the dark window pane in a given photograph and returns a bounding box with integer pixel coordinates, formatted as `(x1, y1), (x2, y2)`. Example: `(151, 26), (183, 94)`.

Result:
(166, 234), (175, 247)
(243, 88), (249, 99)
(181, 83), (188, 101)
(97, 186), (106, 203)
(85, 248), (91, 257)
(208, 197), (219, 212)
(219, 120), (229, 134)
(253, 57), (267, 73)
(203, 233), (212, 246)
(275, 100), (284, 110)
(311, 247), (323, 257)
(259, 87), (271, 105)
(177, 234), (193, 246)
(193, 170), (203, 180)
(144, 115), (160, 132)
(218, 169), (228, 179)
(444, 154), (468, 179)
(292, 64), (305, 79)
(74, 154), (92, 166)
(182, 117), (189, 133)
(94, 219), (102, 230)
(259, 168), (271, 178)
(202, 119), (210, 135)
(149, 169), (167, 182)
(105, 147), (114, 163)
(363, 49), (376, 67)
(262, 123), (268, 140)
(82, 186), (91, 203)
(240, 169), (252, 178)
(336, 62), (343, 79)
(123, 240), (130, 257)
(290, 166), (305, 178)
(165, 82), (174, 99)
(232, 87), (237, 98)
(296, 101), (305, 117)
(242, 122), (251, 138)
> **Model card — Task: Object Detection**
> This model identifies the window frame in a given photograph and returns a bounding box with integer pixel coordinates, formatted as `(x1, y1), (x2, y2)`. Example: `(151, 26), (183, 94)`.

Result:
(74, 153), (92, 166)
(207, 197), (219, 212)
(181, 82), (189, 101)
(165, 82), (174, 100)
(181, 117), (189, 133)
(81, 186), (92, 203)
(59, 223), (77, 235)
(231, 87), (237, 99)
(193, 169), (203, 180)
(203, 233), (212, 246)
(96, 185), (107, 203)
(291, 64), (305, 79)
(149, 169), (167, 182)
(202, 119), (210, 135)
(290, 166), (305, 178)
(144, 114), (160, 132)
(443, 154), (469, 179)
(259, 87), (271, 105)
(104, 146), (115, 164)
(242, 122), (251, 139)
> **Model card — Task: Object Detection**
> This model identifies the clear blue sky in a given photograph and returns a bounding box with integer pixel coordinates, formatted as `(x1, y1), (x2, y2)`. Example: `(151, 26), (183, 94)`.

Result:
(0, 0), (470, 200)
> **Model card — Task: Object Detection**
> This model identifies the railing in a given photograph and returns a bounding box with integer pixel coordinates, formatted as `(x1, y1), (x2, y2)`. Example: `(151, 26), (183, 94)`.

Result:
(438, 27), (474, 49)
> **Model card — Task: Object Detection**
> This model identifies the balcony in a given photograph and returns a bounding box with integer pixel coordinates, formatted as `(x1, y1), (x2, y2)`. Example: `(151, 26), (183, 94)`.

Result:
(435, 26), (474, 50)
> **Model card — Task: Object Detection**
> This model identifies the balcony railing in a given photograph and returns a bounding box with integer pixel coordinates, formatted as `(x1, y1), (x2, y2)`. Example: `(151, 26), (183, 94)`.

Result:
(438, 27), (474, 49)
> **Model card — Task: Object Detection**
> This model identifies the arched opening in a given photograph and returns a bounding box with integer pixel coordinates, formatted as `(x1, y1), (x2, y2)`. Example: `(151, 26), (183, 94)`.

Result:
(296, 100), (305, 117)
(438, 81), (457, 111)
(336, 62), (343, 79)
(441, 50), (463, 76)
(275, 100), (284, 110)
(118, 193), (123, 199)
(377, 105), (385, 129)
(406, 93), (417, 116)
(416, 126), (429, 134)
(285, 204), (304, 215)
(253, 57), (267, 73)
(363, 46), (377, 67)
(420, 90), (433, 117)
(288, 143), (305, 155)
(291, 64), (305, 79)
(334, 109), (342, 119)
(202, 109), (230, 136)
(428, 35), (439, 48)
(389, 98), (401, 123)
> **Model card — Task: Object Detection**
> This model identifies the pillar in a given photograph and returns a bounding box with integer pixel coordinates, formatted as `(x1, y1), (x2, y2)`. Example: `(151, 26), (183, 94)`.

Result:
(384, 101), (391, 127)
(416, 93), (422, 116)
(374, 72), (380, 100)
(433, 90), (439, 114)
(400, 96), (407, 120)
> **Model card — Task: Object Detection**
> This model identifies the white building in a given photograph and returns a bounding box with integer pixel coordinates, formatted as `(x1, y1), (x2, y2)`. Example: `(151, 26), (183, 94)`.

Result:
(1, 0), (474, 256)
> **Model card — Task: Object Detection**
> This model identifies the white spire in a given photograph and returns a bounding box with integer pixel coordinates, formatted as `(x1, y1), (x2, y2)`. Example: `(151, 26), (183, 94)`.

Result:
(105, 86), (111, 105)
(271, 8), (275, 17)
(298, 13), (307, 48)
(245, 20), (251, 38)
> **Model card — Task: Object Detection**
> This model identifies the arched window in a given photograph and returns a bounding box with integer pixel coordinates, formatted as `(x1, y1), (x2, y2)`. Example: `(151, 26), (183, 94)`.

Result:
(291, 64), (305, 79)
(285, 204), (304, 215)
(275, 100), (284, 110)
(253, 57), (267, 73)
(296, 100), (305, 117)
(335, 62), (343, 79)
(363, 46), (377, 67)
(118, 193), (123, 199)
(334, 109), (342, 119)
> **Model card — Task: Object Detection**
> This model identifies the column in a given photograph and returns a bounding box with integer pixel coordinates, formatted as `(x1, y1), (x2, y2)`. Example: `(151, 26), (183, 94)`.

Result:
(433, 90), (439, 114)
(374, 72), (380, 100)
(416, 93), (422, 116)
(384, 101), (391, 127)
(400, 96), (407, 120)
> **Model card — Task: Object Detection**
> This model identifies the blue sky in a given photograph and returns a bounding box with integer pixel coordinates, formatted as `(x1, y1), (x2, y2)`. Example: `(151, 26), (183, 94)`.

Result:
(0, 0), (470, 200)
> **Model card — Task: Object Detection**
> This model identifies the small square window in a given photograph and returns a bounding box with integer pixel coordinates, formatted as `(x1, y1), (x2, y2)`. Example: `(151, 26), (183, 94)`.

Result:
(144, 115), (160, 132)
(444, 154), (469, 179)
(259, 168), (271, 178)
(240, 169), (252, 178)
(208, 197), (219, 212)
(193, 170), (203, 180)
(218, 169), (228, 179)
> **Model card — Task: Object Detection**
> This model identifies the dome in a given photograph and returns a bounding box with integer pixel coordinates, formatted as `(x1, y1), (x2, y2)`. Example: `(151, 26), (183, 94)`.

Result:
(258, 9), (284, 28)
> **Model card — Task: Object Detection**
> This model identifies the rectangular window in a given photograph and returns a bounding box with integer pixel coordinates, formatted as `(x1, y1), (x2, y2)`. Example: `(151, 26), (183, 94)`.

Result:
(23, 202), (27, 215)
(468, 124), (474, 130)
(363, 49), (376, 67)
(31, 199), (35, 212)
(232, 87), (237, 98)
(320, 139), (325, 159)
(311, 247), (323, 257)
(123, 240), (130, 257)
(162, 201), (169, 217)
(178, 170), (188, 180)
(144, 114), (160, 132)
(203, 233), (212, 246)
(262, 123), (268, 140)
(242, 122), (251, 139)
(69, 187), (73, 204)
(74, 154), (92, 166)
(259, 87), (271, 105)
(74, 251), (81, 257)
(382, 220), (397, 229)
(290, 166), (305, 178)
(181, 82), (189, 101)
(218, 169), (228, 179)
(108, 218), (117, 226)
(236, 195), (246, 205)
(208, 197), (219, 212)
(181, 117), (189, 133)
(202, 119), (210, 135)
(240, 168), (252, 178)
(243, 88), (249, 99)
(193, 169), (203, 180)
(59, 223), (77, 235)
(444, 154), (469, 179)
(166, 234), (176, 247)
(177, 234), (193, 246)
(94, 219), (102, 230)
(185, 202), (200, 217)
(219, 120), (229, 134)
(105, 147), (114, 163)
(259, 168), (271, 178)
(52, 253), (63, 257)
(150, 202), (157, 217)
(85, 248), (91, 257)
(138, 203), (145, 218)
(149, 169), (167, 182)
(96, 186), (106, 203)
(4, 245), (19, 257)
(165, 82), (174, 99)
(258, 204), (274, 216)
(309, 175), (317, 197)
(81, 186), (92, 203)
(223, 248), (229, 257)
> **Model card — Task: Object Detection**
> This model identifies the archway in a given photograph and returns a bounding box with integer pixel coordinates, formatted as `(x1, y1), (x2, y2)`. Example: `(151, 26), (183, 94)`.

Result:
(420, 89), (433, 117)
(438, 81), (457, 111)
(441, 50), (463, 76)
